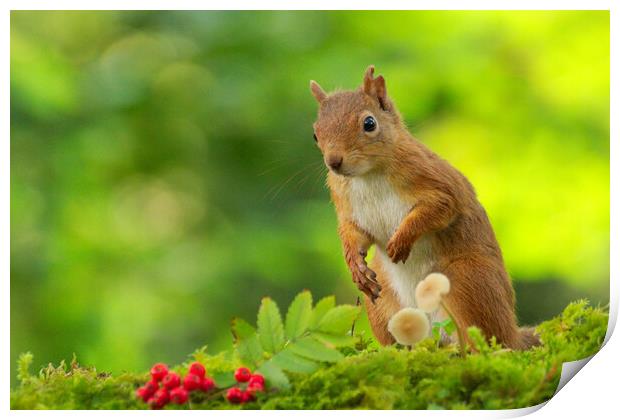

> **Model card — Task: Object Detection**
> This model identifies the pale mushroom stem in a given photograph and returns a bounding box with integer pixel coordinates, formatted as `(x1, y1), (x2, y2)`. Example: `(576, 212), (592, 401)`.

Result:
(440, 300), (467, 358)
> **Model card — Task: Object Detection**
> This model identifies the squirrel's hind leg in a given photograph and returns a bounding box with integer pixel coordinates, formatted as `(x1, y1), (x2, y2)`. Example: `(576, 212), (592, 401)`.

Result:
(440, 257), (521, 349)
(364, 256), (402, 346)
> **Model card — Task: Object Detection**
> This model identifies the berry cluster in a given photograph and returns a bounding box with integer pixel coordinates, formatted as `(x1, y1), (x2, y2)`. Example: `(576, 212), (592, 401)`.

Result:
(136, 362), (215, 409)
(226, 367), (265, 404)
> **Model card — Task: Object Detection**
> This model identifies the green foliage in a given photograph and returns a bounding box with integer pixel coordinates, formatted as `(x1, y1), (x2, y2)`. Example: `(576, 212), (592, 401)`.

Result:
(233, 291), (361, 388)
(17, 352), (34, 385)
(10, 300), (608, 409)
(310, 296), (336, 328)
(11, 359), (146, 410)
(431, 318), (456, 341)
(232, 319), (263, 367)
(316, 305), (361, 335)
(289, 337), (344, 362)
(537, 300), (609, 359)
(285, 290), (313, 339)
(257, 297), (285, 354)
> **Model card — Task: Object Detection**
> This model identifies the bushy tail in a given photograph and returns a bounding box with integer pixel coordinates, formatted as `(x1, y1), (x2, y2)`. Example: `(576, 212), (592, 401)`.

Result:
(517, 326), (540, 350)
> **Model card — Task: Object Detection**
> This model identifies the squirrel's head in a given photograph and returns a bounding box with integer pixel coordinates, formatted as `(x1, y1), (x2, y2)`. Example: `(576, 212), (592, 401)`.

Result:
(310, 65), (402, 177)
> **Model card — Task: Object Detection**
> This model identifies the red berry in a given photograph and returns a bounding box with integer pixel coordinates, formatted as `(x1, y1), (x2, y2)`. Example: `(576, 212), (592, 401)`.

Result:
(147, 397), (162, 409)
(248, 374), (265, 388)
(183, 373), (202, 391)
(154, 388), (170, 403)
(145, 379), (160, 393)
(170, 387), (189, 404)
(162, 372), (180, 390)
(201, 376), (215, 392)
(136, 386), (152, 402)
(234, 367), (252, 383)
(149, 388), (169, 409)
(247, 381), (264, 393)
(253, 373), (265, 383)
(226, 387), (244, 404)
(136, 378), (160, 402)
(188, 361), (206, 378)
(241, 390), (255, 403)
(150, 363), (169, 382)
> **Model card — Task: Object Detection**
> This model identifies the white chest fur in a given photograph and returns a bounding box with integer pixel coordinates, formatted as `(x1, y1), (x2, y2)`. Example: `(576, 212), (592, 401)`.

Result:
(348, 175), (436, 308)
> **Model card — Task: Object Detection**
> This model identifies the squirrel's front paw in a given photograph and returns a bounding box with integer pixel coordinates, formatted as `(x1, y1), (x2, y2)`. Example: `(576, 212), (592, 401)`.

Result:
(347, 252), (382, 302)
(386, 232), (416, 264)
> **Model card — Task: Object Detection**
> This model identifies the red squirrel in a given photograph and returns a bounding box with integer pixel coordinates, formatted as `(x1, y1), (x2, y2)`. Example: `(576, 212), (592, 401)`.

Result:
(309, 66), (538, 349)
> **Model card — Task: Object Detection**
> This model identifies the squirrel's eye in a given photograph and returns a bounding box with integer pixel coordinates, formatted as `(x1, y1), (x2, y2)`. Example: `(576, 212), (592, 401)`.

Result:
(313, 133), (318, 142)
(363, 116), (377, 132)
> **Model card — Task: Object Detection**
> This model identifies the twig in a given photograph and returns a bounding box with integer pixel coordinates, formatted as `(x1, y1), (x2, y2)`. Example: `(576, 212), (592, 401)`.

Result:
(350, 296), (361, 335)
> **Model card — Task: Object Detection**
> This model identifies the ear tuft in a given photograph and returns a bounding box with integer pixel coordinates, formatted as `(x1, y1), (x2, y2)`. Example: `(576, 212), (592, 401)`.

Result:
(363, 65), (376, 95)
(374, 75), (388, 110)
(362, 66), (391, 112)
(310, 80), (327, 103)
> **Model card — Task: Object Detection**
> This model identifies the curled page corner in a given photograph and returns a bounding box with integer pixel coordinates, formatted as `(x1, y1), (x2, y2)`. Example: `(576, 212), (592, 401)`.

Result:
(496, 354), (598, 418)
(554, 355), (595, 395)
(603, 298), (617, 346)
(547, 287), (618, 396)
(498, 401), (547, 418)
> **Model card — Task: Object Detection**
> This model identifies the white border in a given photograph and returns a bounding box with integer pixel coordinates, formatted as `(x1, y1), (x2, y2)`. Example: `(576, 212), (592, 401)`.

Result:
(2, 2), (616, 419)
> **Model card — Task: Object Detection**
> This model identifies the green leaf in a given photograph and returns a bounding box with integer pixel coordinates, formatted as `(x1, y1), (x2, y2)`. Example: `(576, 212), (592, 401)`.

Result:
(316, 305), (361, 335)
(311, 332), (358, 348)
(310, 296), (335, 328)
(444, 319), (456, 336)
(235, 333), (264, 367)
(271, 348), (318, 374)
(289, 337), (343, 362)
(211, 371), (236, 388)
(232, 317), (264, 367)
(285, 290), (313, 340)
(231, 317), (256, 341)
(257, 360), (290, 390)
(257, 297), (285, 354)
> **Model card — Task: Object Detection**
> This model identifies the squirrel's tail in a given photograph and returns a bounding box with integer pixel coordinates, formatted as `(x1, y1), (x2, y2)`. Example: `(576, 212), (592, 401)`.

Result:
(516, 326), (540, 350)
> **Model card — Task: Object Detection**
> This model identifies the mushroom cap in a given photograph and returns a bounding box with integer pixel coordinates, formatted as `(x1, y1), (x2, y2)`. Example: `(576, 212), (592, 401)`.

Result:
(415, 273), (451, 313)
(387, 307), (430, 346)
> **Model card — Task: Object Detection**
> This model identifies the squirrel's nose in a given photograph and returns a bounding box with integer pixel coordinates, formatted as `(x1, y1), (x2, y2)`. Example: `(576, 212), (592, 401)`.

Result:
(327, 155), (343, 171)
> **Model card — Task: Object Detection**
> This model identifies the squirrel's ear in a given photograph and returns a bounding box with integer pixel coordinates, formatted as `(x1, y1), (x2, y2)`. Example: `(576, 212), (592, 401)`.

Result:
(374, 75), (390, 111)
(363, 65), (376, 94)
(310, 80), (327, 103)
(362, 65), (392, 112)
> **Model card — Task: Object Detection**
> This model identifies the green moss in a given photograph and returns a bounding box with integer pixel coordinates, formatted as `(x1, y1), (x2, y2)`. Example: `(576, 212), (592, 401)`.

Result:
(10, 300), (608, 410)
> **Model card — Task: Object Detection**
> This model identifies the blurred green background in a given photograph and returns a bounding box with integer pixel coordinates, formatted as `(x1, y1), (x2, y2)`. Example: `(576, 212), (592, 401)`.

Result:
(10, 11), (609, 386)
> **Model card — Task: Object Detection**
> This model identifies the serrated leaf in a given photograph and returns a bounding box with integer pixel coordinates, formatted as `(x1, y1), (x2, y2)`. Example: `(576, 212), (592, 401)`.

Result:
(231, 318), (256, 341)
(271, 348), (318, 374)
(289, 336), (343, 362)
(285, 290), (313, 340)
(257, 360), (290, 390)
(310, 296), (335, 328)
(236, 333), (264, 367)
(316, 305), (361, 335)
(311, 332), (358, 348)
(257, 297), (285, 354)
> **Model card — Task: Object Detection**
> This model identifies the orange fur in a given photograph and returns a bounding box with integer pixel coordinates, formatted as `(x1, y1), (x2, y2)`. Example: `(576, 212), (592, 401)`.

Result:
(310, 66), (539, 350)
(365, 257), (400, 345)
